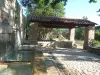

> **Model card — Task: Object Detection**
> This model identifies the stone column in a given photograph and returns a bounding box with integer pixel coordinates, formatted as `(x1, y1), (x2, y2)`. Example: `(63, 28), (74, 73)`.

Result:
(28, 22), (38, 44)
(68, 28), (75, 41)
(88, 26), (95, 40)
(83, 26), (95, 50)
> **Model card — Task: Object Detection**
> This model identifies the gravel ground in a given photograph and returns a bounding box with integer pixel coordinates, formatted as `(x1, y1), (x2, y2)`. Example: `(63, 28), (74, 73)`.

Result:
(52, 48), (100, 75)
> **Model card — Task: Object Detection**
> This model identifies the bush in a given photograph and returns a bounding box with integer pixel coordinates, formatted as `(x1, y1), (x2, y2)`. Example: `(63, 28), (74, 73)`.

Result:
(95, 30), (100, 41)
(75, 28), (84, 40)
(92, 40), (100, 47)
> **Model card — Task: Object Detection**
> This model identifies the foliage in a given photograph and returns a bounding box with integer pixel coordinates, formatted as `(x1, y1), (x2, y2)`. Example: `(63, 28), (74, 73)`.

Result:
(22, 0), (65, 40)
(92, 40), (100, 47)
(20, 0), (98, 40)
(53, 28), (68, 38)
(38, 27), (53, 40)
(21, 0), (67, 8)
(33, 1), (64, 40)
(15, 1), (19, 23)
(21, 0), (97, 8)
(75, 16), (87, 40)
(89, 0), (97, 3)
(75, 27), (84, 40)
(97, 9), (100, 16)
(83, 16), (88, 20)
(27, 0), (65, 17)
(89, 0), (100, 16)
(26, 21), (30, 39)
(95, 26), (100, 30)
(95, 29), (100, 41)
(90, 27), (100, 47)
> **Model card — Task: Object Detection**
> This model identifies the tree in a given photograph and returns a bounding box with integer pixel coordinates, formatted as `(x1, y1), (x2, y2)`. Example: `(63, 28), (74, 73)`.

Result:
(75, 16), (88, 40)
(21, 0), (67, 8)
(89, 0), (97, 3)
(35, 1), (65, 40)
(21, 0), (97, 8)
(27, 0), (65, 17)
(95, 30), (100, 41)
(83, 16), (88, 20)
(21, 0), (99, 16)
(75, 27), (84, 40)
(97, 9), (100, 16)
(21, 0), (65, 40)
(95, 26), (100, 41)
(21, 0), (98, 40)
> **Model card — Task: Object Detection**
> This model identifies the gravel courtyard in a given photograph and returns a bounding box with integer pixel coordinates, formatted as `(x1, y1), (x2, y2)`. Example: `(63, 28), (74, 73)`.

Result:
(43, 48), (100, 75)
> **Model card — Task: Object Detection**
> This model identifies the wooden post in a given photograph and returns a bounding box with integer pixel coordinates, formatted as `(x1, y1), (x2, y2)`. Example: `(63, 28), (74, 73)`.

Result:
(83, 27), (89, 50)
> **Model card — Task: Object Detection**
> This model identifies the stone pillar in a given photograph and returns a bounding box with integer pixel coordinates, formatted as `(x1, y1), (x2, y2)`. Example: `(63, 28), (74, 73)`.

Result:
(28, 22), (38, 44)
(83, 26), (95, 50)
(68, 28), (75, 41)
(88, 26), (95, 40)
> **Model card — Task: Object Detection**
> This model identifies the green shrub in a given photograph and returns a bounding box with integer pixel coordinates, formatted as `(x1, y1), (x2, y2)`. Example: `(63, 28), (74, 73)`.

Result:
(92, 40), (100, 47)
(75, 28), (84, 40)
(95, 30), (100, 41)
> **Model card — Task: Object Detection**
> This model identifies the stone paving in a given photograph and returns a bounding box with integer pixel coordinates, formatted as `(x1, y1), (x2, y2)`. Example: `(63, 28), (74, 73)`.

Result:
(51, 48), (100, 75)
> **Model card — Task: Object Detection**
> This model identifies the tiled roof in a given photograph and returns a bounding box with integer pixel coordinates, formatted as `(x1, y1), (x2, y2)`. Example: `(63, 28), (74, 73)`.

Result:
(27, 15), (96, 28)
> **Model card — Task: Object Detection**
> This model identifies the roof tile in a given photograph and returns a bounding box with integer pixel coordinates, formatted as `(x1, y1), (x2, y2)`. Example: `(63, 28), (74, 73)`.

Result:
(27, 15), (96, 28)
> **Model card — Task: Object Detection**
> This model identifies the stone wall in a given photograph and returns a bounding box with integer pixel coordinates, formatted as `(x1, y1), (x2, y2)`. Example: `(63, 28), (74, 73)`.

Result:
(0, 0), (16, 58)
(83, 26), (95, 49)
(38, 41), (72, 49)
(14, 2), (25, 50)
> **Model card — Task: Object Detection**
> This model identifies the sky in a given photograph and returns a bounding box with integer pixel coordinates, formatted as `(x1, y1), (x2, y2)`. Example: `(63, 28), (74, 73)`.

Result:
(17, 0), (100, 25)
(64, 0), (100, 25)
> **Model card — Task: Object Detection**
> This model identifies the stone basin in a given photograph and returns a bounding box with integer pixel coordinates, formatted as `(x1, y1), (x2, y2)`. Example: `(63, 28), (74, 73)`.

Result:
(0, 62), (32, 75)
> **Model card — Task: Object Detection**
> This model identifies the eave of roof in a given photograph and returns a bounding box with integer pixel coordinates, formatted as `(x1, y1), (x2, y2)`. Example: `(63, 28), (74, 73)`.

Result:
(27, 15), (97, 28)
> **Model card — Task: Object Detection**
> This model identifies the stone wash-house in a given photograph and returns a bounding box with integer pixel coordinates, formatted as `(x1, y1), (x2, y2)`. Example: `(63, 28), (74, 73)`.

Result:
(0, 0), (26, 59)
